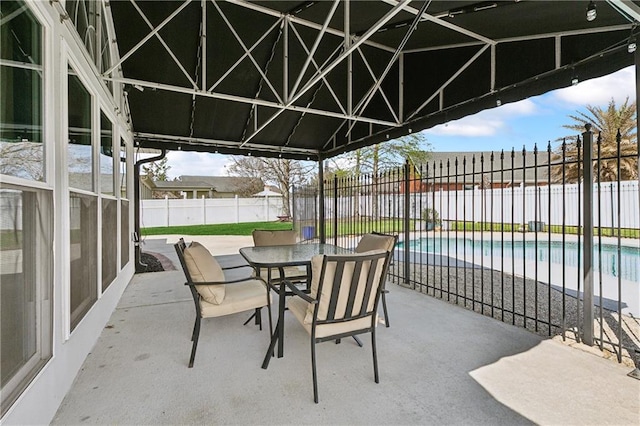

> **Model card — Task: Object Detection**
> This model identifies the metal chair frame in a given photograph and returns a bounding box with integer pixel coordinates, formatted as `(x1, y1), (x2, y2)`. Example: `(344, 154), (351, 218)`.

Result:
(360, 232), (398, 328)
(287, 250), (392, 403)
(174, 238), (264, 368)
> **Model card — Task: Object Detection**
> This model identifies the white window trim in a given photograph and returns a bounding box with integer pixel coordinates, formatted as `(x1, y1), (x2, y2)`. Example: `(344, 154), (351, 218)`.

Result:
(0, 183), (53, 416)
(98, 106), (117, 197)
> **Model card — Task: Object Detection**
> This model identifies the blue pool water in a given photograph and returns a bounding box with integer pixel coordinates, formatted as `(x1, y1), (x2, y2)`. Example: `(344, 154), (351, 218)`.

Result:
(401, 238), (640, 283)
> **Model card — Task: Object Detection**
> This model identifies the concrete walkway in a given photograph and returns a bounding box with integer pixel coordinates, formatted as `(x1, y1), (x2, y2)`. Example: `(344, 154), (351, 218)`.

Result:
(52, 237), (639, 425)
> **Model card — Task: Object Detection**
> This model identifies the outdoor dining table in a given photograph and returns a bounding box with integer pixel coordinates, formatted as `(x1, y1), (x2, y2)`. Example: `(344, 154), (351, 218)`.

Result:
(239, 243), (352, 369)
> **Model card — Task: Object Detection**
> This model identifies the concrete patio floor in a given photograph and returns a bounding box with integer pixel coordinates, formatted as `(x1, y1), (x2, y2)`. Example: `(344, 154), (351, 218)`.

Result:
(52, 237), (639, 425)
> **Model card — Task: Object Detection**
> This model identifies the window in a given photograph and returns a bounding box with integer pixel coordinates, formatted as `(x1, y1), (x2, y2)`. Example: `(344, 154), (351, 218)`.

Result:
(68, 67), (93, 192)
(120, 138), (128, 198)
(0, 1), (44, 181)
(69, 192), (97, 331)
(0, 186), (53, 416)
(102, 198), (117, 290)
(121, 199), (130, 269)
(100, 112), (114, 195)
(120, 138), (129, 269)
(66, 0), (113, 93)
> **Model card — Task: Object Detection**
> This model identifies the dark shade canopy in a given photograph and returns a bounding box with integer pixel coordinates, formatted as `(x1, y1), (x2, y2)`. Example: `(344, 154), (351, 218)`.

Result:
(107, 0), (639, 160)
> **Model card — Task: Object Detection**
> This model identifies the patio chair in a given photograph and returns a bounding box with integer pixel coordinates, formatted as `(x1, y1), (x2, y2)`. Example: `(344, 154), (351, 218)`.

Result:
(252, 229), (310, 337)
(355, 232), (398, 327)
(251, 229), (309, 284)
(286, 249), (391, 403)
(174, 238), (270, 368)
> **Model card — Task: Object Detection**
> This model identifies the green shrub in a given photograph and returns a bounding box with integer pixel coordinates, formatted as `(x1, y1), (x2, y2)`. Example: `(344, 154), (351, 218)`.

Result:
(422, 208), (441, 225)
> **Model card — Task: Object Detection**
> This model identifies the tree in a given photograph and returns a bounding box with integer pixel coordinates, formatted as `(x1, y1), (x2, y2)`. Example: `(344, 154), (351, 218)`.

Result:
(551, 98), (637, 183)
(339, 133), (432, 175)
(230, 177), (264, 197)
(142, 157), (171, 181)
(330, 133), (432, 218)
(0, 142), (44, 180)
(226, 157), (314, 217)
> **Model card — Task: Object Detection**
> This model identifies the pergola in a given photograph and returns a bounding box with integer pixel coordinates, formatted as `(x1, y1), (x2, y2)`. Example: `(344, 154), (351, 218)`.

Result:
(109, 1), (639, 319)
(107, 0), (640, 162)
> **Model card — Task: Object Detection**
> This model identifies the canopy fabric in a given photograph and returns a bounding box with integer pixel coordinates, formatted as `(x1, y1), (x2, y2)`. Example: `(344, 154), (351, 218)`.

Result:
(108, 0), (639, 161)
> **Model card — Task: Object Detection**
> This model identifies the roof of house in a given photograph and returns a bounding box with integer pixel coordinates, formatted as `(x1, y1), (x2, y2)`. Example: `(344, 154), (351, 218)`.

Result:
(142, 175), (263, 193)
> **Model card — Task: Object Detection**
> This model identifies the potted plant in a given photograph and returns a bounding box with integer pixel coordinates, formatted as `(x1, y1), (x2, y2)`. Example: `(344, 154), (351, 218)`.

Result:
(422, 208), (441, 231)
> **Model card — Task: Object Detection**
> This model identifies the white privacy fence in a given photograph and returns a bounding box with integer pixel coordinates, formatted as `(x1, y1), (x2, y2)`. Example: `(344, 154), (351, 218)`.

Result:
(0, 191), (22, 231)
(325, 180), (640, 229)
(140, 196), (285, 227)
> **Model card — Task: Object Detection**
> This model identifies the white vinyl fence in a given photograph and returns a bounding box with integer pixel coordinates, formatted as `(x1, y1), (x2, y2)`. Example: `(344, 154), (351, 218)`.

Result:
(325, 180), (640, 229)
(141, 196), (285, 227)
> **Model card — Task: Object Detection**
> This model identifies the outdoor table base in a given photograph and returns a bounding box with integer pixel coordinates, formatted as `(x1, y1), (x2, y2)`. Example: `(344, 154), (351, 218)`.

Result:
(239, 243), (352, 369)
(261, 279), (287, 369)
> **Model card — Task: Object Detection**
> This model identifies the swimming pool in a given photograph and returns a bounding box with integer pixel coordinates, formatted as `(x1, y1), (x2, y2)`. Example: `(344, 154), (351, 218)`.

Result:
(400, 237), (640, 283)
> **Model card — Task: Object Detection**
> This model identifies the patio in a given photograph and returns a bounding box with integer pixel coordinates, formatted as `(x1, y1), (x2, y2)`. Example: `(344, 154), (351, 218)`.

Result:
(52, 237), (639, 425)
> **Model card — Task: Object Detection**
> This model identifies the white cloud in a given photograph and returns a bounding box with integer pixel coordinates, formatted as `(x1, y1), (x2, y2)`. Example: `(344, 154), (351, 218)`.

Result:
(165, 151), (231, 179)
(496, 98), (539, 116)
(424, 98), (538, 138)
(426, 119), (504, 137)
(552, 66), (635, 106)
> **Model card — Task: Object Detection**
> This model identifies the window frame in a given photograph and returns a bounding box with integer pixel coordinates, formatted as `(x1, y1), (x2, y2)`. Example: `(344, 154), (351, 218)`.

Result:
(0, 1), (46, 183)
(0, 183), (53, 416)
(66, 62), (95, 193)
(118, 135), (131, 270)
(99, 108), (115, 196)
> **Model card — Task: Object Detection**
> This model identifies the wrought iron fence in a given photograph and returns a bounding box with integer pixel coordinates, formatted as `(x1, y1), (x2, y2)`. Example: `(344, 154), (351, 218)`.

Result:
(293, 130), (640, 366)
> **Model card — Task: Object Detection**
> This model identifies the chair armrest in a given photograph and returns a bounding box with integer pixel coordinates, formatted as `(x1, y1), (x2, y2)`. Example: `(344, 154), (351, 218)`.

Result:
(285, 280), (317, 304)
(184, 276), (260, 286)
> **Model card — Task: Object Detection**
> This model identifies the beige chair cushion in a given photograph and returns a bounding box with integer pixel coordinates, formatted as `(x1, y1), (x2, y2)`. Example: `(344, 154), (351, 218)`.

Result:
(304, 250), (386, 324)
(200, 279), (270, 318)
(355, 233), (395, 253)
(183, 241), (226, 305)
(289, 296), (375, 339)
(252, 229), (297, 246)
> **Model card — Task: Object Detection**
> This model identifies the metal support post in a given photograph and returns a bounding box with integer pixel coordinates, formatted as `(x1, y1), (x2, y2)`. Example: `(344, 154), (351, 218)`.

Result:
(318, 160), (326, 244)
(333, 175), (338, 246)
(133, 148), (166, 272)
(403, 159), (411, 284)
(629, 36), (640, 380)
(582, 124), (594, 345)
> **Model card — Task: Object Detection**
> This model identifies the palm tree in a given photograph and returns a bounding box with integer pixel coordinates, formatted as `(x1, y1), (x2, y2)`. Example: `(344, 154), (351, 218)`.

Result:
(551, 98), (637, 183)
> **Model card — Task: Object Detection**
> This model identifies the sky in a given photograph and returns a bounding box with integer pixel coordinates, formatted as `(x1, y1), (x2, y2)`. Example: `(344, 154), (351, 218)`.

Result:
(154, 66), (636, 180)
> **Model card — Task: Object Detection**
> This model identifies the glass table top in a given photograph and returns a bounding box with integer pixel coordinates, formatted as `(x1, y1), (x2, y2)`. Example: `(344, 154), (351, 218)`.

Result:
(239, 243), (352, 267)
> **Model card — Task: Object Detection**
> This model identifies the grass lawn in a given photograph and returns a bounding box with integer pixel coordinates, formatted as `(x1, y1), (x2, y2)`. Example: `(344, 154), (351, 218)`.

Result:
(448, 222), (640, 238)
(0, 231), (22, 250)
(141, 221), (293, 236)
(142, 220), (640, 239)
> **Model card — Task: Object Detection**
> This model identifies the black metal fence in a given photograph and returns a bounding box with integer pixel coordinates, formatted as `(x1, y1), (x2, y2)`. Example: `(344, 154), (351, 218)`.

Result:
(293, 130), (640, 366)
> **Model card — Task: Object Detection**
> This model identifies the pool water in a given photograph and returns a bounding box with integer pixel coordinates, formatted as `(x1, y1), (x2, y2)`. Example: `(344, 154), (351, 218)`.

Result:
(401, 238), (640, 283)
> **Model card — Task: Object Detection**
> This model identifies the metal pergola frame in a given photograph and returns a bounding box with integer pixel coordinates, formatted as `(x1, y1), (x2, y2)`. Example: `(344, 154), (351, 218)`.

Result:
(86, 0), (640, 346)
(103, 0), (639, 160)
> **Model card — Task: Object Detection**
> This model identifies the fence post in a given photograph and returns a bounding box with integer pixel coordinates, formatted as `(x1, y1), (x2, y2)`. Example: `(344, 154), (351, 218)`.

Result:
(235, 195), (239, 223)
(404, 159), (410, 284)
(333, 175), (338, 246)
(165, 195), (169, 227)
(319, 161), (326, 244)
(202, 195), (206, 225)
(582, 124), (594, 346)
